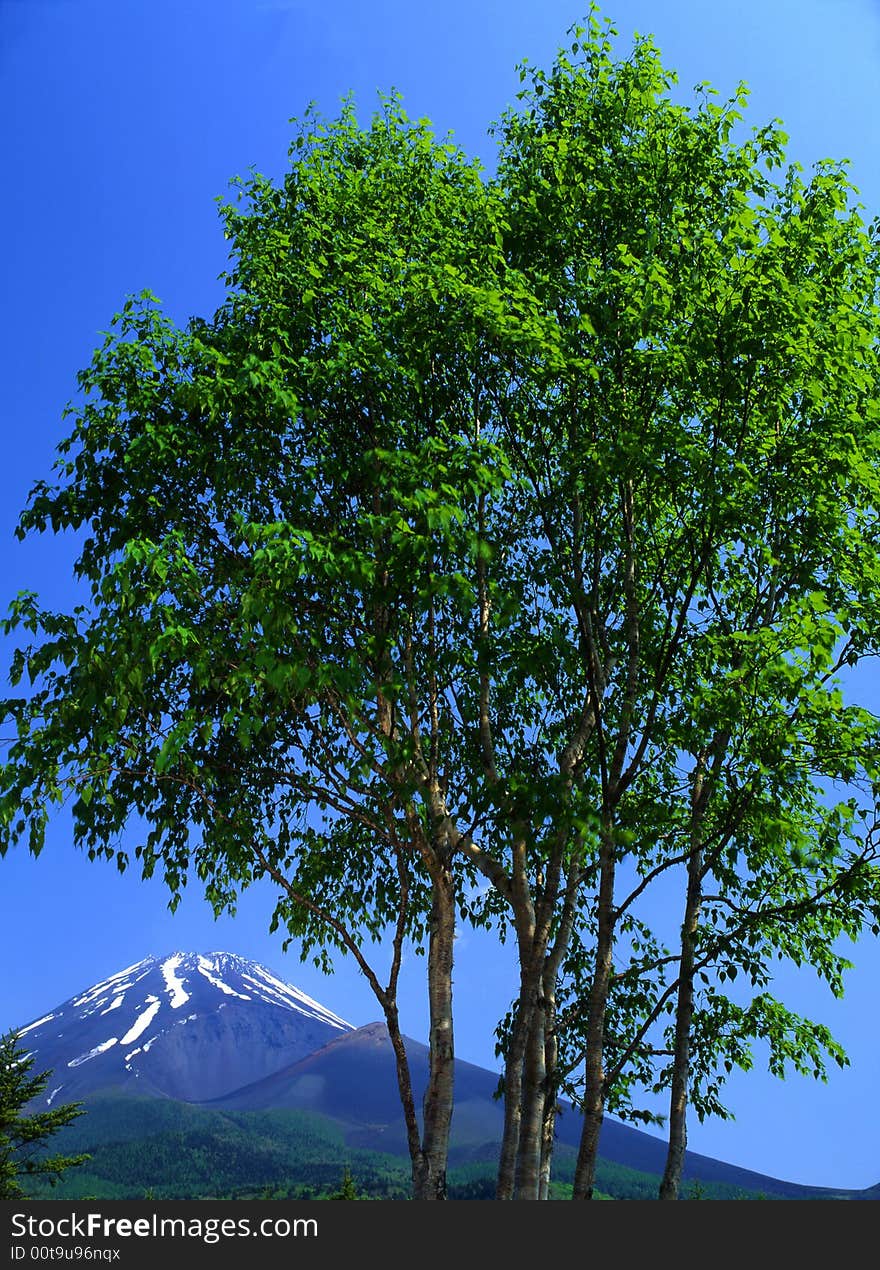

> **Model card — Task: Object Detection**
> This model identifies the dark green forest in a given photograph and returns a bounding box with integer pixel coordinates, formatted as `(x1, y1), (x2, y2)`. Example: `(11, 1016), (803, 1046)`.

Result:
(22, 1097), (850, 1202)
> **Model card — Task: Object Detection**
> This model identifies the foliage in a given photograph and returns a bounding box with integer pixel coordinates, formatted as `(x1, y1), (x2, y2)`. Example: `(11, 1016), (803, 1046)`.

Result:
(485, 5), (880, 1195)
(327, 1165), (364, 1200)
(0, 88), (516, 1200)
(0, 1030), (89, 1198)
(3, 3), (880, 1200)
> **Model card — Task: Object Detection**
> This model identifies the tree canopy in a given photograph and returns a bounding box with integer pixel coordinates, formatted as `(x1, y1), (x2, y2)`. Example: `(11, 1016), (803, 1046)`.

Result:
(3, 7), (880, 1200)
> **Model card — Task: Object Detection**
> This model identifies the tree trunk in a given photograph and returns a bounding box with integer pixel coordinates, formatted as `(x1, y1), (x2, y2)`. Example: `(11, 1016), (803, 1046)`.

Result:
(571, 837), (616, 1200)
(383, 1001), (430, 1198)
(657, 870), (700, 1200)
(659, 757), (707, 1201)
(416, 866), (456, 1200)
(538, 967), (560, 1200)
(495, 966), (536, 1199)
(496, 846), (541, 1202)
(514, 998), (546, 1199)
(498, 893), (558, 1199)
(537, 861), (580, 1199)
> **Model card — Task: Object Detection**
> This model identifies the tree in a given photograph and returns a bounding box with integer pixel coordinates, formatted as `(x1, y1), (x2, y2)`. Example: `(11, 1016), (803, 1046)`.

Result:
(4, 5), (880, 1207)
(0, 93), (514, 1201)
(328, 1165), (363, 1200)
(482, 5), (880, 1198)
(0, 1030), (89, 1198)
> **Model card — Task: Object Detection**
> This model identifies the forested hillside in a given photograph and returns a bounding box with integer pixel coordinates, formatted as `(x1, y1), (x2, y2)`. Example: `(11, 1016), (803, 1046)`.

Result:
(23, 1096), (858, 1201)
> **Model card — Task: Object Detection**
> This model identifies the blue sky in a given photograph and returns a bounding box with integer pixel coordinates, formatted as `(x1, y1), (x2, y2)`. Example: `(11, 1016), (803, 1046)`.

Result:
(2, 0), (879, 1189)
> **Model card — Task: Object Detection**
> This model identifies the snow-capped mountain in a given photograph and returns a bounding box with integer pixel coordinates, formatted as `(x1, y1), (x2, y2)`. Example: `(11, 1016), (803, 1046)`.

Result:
(13, 955), (872, 1201)
(16, 951), (352, 1106)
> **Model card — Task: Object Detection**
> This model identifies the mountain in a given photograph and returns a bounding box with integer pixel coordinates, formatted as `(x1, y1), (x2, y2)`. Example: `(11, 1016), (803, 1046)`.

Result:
(209, 1021), (860, 1199)
(15, 951), (352, 1104)
(13, 951), (874, 1199)
(209, 1021), (510, 1156)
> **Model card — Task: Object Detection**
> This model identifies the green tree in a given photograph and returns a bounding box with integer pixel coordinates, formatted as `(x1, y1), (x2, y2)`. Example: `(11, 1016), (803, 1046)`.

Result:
(0, 1030), (89, 1198)
(327, 1166), (363, 1200)
(0, 93), (514, 1201)
(4, 5), (880, 1209)
(483, 6), (880, 1198)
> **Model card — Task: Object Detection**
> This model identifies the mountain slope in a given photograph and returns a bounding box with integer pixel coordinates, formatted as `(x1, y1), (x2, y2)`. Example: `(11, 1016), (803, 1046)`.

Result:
(16, 951), (351, 1104)
(21, 1095), (410, 1201)
(19, 1093), (766, 1201)
(14, 952), (874, 1198)
(211, 1021), (863, 1199)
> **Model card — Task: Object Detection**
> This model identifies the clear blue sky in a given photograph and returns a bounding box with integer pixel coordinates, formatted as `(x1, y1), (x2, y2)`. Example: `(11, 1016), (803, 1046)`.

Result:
(2, 0), (879, 1189)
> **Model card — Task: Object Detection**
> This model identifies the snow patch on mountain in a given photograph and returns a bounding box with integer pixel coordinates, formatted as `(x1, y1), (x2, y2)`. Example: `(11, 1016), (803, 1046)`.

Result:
(68, 1037), (118, 1067)
(120, 996), (161, 1046)
(160, 955), (189, 1008)
(197, 956), (250, 1000)
(18, 1013), (55, 1037)
(72, 959), (152, 1008)
(240, 970), (349, 1029)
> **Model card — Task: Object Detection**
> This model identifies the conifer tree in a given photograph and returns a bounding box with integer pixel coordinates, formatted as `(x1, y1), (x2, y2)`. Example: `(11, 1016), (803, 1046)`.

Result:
(0, 1029), (89, 1198)
(328, 1165), (362, 1200)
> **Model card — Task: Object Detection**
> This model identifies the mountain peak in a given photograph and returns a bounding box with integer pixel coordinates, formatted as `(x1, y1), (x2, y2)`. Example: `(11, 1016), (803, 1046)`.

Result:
(64, 951), (351, 1031)
(19, 951), (353, 1106)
